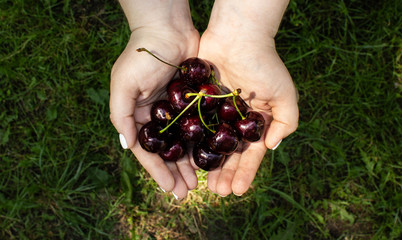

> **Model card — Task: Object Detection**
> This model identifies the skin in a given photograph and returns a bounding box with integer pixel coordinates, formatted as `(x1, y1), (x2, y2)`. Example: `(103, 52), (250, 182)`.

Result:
(110, 0), (299, 199)
(110, 0), (199, 199)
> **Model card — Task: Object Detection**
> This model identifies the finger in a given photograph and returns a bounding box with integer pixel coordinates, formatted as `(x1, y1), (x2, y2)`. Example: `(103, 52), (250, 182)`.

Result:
(166, 161), (189, 200)
(207, 167), (221, 194)
(231, 140), (267, 196)
(265, 91), (299, 150)
(176, 156), (198, 190)
(110, 71), (139, 150)
(215, 151), (242, 197)
(132, 140), (175, 192)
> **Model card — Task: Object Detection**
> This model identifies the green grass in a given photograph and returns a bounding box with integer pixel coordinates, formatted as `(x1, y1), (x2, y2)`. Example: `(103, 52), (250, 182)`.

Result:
(0, 0), (401, 239)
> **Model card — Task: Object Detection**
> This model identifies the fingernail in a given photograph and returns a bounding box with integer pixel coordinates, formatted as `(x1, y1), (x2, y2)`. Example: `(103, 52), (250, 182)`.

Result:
(218, 194), (227, 197)
(272, 139), (282, 150)
(158, 187), (166, 193)
(233, 193), (243, 197)
(172, 192), (179, 200)
(119, 133), (128, 149)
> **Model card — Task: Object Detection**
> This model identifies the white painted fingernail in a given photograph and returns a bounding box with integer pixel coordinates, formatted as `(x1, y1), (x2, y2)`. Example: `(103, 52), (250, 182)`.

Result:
(272, 139), (282, 150)
(233, 193), (243, 197)
(119, 133), (128, 149)
(158, 187), (166, 193)
(172, 192), (179, 200)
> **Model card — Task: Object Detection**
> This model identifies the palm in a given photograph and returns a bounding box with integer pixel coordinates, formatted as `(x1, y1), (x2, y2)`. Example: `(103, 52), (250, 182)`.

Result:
(200, 30), (295, 109)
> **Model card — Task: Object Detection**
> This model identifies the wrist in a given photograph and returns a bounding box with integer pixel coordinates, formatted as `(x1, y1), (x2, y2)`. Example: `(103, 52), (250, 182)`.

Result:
(207, 0), (289, 39)
(119, 0), (195, 33)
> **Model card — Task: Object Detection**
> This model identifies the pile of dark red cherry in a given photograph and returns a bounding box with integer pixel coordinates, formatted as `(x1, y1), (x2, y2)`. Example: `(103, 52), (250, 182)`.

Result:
(137, 48), (265, 171)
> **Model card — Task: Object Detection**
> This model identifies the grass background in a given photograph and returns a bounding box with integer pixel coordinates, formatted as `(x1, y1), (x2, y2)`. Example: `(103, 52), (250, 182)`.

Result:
(0, 0), (401, 239)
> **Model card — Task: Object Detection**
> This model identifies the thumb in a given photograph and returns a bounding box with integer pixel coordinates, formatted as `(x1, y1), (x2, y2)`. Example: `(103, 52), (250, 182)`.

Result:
(265, 94), (299, 150)
(110, 76), (139, 150)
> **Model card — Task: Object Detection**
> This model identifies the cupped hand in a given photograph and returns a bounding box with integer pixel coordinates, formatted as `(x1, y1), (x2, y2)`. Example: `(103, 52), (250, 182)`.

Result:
(197, 29), (299, 197)
(110, 27), (200, 199)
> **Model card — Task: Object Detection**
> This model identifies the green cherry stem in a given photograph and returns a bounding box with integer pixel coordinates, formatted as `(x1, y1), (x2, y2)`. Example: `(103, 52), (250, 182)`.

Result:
(136, 48), (187, 71)
(232, 96), (246, 120)
(210, 69), (221, 89)
(198, 97), (216, 133)
(159, 93), (202, 134)
(204, 93), (234, 98)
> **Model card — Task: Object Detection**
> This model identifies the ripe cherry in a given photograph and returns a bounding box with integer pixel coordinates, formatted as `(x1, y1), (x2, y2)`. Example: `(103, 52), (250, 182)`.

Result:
(179, 114), (205, 142)
(138, 121), (168, 153)
(159, 139), (186, 162)
(198, 83), (223, 112)
(234, 111), (265, 142)
(168, 81), (197, 114)
(179, 57), (211, 87)
(163, 123), (180, 139)
(193, 142), (226, 171)
(151, 100), (176, 125)
(218, 97), (248, 123)
(207, 123), (239, 155)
